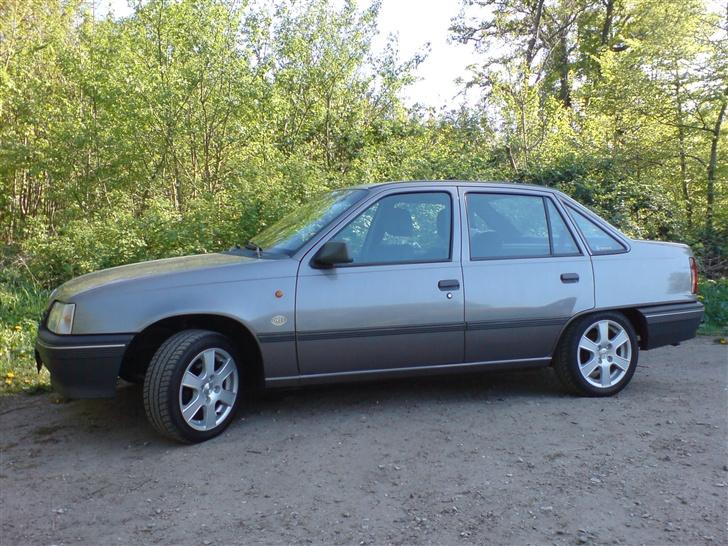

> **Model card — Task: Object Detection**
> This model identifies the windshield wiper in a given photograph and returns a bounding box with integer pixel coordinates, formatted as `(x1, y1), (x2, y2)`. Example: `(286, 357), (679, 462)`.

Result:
(244, 240), (262, 259)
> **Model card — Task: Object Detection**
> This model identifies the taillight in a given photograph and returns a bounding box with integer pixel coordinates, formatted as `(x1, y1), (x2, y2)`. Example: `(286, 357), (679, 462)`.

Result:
(689, 257), (698, 294)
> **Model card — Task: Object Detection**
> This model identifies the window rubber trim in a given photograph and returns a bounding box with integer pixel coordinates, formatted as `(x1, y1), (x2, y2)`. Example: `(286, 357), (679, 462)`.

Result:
(463, 191), (585, 261)
(563, 203), (629, 256)
(311, 190), (455, 268)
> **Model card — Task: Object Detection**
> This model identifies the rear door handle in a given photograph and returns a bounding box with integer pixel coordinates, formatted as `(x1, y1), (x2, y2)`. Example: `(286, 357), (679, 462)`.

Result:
(560, 273), (579, 283)
(438, 279), (460, 291)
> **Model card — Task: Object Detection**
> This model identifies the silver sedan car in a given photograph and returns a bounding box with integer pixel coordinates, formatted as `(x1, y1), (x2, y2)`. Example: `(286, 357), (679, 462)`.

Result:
(36, 181), (704, 442)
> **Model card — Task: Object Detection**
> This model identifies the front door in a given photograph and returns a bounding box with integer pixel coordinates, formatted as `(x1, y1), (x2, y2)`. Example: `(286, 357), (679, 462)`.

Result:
(296, 188), (464, 376)
(460, 188), (595, 363)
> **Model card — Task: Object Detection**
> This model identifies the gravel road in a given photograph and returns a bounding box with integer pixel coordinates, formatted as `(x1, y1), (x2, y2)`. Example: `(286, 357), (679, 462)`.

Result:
(1, 337), (726, 545)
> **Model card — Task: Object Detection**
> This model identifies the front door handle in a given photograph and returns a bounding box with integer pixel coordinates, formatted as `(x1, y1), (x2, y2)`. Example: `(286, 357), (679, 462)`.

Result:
(438, 279), (460, 291)
(560, 273), (579, 283)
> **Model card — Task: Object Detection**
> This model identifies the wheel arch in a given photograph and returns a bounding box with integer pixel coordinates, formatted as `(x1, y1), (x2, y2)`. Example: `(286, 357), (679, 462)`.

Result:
(552, 306), (649, 356)
(120, 314), (264, 387)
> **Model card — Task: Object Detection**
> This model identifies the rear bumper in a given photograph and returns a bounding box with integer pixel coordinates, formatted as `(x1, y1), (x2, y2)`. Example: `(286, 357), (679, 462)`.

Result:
(637, 302), (704, 350)
(35, 325), (134, 398)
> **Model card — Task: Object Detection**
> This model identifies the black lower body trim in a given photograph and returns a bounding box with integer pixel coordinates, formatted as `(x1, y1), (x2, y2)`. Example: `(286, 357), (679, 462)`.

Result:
(637, 301), (704, 350)
(260, 318), (573, 344)
(35, 324), (134, 398)
(466, 317), (568, 331)
(257, 332), (296, 343)
(259, 323), (465, 343)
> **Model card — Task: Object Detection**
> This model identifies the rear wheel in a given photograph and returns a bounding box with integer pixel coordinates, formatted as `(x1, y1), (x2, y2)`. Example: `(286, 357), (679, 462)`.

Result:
(554, 312), (638, 396)
(143, 329), (242, 443)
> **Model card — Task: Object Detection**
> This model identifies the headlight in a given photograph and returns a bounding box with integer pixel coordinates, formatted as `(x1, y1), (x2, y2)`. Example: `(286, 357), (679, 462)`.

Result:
(47, 302), (76, 335)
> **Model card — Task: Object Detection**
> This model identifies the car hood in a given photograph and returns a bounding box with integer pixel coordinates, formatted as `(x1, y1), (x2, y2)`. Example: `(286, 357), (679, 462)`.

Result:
(52, 252), (272, 302)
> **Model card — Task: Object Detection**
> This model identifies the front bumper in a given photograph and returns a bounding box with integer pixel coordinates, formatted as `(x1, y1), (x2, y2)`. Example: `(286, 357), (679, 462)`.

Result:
(35, 324), (134, 398)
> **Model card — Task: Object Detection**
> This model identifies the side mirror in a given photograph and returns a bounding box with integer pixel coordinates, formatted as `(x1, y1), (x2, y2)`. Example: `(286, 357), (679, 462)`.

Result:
(312, 241), (353, 268)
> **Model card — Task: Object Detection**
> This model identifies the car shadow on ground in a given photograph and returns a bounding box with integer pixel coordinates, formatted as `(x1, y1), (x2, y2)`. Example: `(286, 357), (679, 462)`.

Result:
(0, 366), (570, 457)
(6, 366), (566, 447)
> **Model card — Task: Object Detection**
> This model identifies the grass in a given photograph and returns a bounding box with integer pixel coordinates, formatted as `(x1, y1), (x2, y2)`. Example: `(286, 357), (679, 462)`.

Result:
(0, 265), (725, 395)
(0, 266), (51, 394)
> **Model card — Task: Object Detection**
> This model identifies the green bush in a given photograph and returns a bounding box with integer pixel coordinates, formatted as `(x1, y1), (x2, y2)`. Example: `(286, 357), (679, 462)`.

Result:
(0, 262), (50, 392)
(698, 278), (728, 335)
(18, 173), (332, 288)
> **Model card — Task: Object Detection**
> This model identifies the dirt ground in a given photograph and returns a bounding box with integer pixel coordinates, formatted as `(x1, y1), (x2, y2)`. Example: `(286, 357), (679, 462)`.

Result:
(1, 337), (726, 546)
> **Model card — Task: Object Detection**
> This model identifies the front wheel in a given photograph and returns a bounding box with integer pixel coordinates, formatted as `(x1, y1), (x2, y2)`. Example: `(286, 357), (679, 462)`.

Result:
(554, 312), (638, 396)
(143, 329), (242, 443)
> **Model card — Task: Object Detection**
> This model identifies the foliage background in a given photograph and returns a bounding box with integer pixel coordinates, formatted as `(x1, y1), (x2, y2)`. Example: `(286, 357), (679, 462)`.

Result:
(1, 0), (726, 391)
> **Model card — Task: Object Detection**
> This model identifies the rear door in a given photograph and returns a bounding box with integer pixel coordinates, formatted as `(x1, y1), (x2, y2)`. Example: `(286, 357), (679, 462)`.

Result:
(460, 187), (595, 363)
(295, 187), (464, 376)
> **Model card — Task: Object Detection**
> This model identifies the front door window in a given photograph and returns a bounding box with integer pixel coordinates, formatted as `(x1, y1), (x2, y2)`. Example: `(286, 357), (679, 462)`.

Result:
(331, 192), (452, 265)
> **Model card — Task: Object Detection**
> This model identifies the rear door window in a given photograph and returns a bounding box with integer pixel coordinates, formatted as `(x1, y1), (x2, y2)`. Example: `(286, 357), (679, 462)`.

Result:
(466, 193), (584, 259)
(466, 194), (550, 259)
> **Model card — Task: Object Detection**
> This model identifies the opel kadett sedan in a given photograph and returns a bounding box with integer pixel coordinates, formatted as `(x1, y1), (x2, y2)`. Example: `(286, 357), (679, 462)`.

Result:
(36, 181), (704, 442)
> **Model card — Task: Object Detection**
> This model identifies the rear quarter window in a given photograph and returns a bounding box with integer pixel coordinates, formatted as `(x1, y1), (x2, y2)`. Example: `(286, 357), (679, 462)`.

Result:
(566, 206), (626, 253)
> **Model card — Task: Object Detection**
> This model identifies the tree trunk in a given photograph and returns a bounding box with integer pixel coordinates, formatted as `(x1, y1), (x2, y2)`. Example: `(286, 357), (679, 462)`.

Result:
(558, 32), (571, 108)
(674, 76), (692, 230)
(601, 0), (614, 45)
(705, 88), (727, 243)
(525, 0), (545, 67)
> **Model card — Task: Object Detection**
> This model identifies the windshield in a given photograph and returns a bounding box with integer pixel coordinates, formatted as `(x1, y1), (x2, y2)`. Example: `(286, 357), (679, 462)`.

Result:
(251, 189), (368, 255)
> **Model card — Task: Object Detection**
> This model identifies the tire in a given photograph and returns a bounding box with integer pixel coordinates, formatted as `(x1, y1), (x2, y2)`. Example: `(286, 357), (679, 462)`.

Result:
(553, 311), (639, 396)
(143, 329), (243, 443)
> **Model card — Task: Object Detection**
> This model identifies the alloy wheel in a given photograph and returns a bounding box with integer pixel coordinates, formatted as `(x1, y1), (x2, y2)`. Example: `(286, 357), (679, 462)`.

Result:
(577, 319), (632, 388)
(178, 347), (239, 431)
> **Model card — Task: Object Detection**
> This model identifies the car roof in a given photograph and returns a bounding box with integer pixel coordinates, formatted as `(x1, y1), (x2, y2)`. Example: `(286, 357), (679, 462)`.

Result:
(352, 180), (562, 195)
